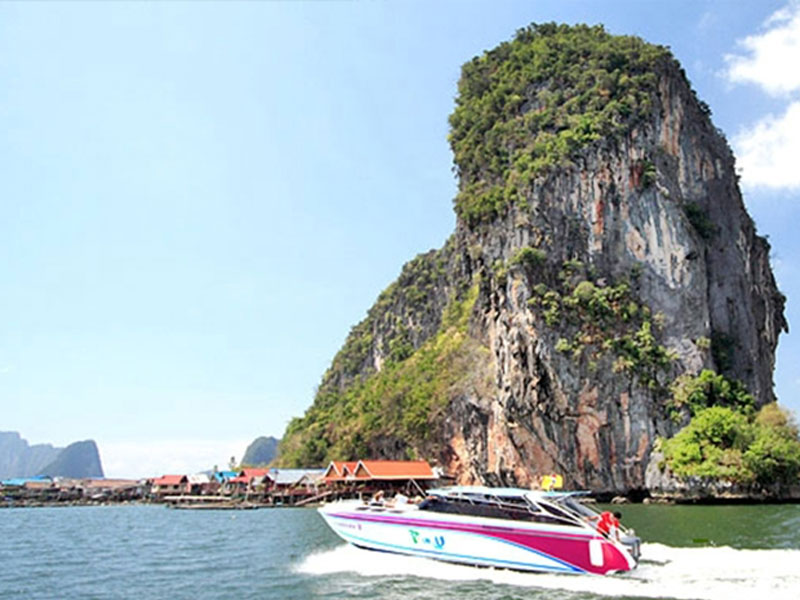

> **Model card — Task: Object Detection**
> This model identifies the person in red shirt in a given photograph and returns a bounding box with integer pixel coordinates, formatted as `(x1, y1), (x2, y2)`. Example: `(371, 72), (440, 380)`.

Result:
(592, 511), (622, 539)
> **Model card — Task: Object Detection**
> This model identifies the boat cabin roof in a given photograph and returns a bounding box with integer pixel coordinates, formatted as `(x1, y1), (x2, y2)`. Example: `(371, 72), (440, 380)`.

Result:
(427, 486), (591, 502)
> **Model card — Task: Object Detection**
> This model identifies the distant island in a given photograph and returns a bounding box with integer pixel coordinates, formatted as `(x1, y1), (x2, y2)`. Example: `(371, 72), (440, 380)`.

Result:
(0, 431), (104, 479)
(241, 436), (280, 466)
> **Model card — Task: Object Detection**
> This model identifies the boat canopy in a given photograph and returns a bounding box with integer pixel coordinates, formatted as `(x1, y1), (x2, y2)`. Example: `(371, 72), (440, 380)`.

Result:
(420, 486), (603, 530)
(427, 486), (592, 501)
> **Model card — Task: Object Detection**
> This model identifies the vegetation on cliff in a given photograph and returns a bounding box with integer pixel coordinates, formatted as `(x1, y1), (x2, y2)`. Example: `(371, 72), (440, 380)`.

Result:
(449, 23), (673, 227)
(522, 258), (676, 389)
(667, 369), (753, 418)
(318, 245), (454, 390)
(278, 284), (484, 467)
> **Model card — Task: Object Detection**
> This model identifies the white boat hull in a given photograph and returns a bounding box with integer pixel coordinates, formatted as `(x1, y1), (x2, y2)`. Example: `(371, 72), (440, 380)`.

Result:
(319, 500), (637, 575)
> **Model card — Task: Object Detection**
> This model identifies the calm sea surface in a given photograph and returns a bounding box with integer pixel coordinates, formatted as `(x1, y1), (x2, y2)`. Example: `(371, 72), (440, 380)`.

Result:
(1, 503), (798, 600)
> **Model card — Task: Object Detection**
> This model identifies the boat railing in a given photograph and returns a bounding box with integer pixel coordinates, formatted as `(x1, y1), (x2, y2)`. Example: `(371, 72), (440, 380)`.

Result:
(446, 491), (537, 514)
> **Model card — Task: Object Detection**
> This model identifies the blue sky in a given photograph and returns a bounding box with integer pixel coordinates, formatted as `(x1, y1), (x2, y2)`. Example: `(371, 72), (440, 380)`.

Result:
(1, 1), (798, 478)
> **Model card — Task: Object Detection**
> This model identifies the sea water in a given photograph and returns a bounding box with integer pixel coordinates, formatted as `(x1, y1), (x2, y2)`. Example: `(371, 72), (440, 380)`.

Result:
(0, 503), (798, 599)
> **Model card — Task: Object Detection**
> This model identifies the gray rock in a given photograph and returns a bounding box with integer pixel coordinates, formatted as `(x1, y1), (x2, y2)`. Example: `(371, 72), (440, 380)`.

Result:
(39, 440), (104, 479)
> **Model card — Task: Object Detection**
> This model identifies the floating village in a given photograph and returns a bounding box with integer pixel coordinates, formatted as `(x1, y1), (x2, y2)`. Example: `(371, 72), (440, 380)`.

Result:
(0, 459), (446, 509)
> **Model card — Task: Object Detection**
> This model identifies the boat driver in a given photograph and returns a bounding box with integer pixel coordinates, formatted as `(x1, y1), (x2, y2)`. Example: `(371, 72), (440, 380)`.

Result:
(588, 510), (622, 540)
(599, 511), (622, 539)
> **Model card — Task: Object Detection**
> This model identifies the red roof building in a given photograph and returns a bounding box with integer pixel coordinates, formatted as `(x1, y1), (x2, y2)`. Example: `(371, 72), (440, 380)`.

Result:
(227, 468), (273, 492)
(151, 475), (188, 496)
(322, 459), (436, 483)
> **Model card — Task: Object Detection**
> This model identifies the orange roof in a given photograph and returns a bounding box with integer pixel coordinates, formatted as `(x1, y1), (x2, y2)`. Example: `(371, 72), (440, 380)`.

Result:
(353, 460), (435, 480)
(323, 461), (359, 481)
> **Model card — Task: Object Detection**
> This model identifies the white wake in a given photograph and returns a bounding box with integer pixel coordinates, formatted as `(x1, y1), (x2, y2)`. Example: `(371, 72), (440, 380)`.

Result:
(296, 542), (800, 600)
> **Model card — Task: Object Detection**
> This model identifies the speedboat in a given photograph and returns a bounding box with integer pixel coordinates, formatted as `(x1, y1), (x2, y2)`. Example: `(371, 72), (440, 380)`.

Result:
(318, 486), (640, 575)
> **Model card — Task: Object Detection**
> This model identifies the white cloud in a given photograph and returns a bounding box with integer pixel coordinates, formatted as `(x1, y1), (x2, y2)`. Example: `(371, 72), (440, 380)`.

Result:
(733, 101), (800, 189)
(98, 438), (250, 479)
(725, 2), (800, 96)
(725, 3), (800, 189)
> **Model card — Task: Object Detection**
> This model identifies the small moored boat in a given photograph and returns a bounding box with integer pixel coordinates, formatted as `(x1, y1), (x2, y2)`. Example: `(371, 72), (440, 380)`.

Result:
(318, 486), (640, 575)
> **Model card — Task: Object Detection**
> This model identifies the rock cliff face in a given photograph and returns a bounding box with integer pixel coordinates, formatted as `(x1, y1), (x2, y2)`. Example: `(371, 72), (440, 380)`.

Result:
(278, 24), (786, 495)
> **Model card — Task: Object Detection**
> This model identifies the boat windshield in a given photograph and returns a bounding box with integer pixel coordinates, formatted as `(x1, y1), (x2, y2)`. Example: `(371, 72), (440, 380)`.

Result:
(535, 499), (584, 524)
(550, 495), (601, 519)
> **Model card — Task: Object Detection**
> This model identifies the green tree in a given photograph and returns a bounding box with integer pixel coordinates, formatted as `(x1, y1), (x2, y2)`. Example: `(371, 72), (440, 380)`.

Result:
(744, 404), (800, 484)
(661, 406), (752, 481)
(662, 403), (800, 485)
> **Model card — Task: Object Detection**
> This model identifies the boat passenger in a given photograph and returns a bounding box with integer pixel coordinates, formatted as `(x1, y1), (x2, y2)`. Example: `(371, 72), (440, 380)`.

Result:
(592, 511), (622, 540)
(384, 493), (408, 508)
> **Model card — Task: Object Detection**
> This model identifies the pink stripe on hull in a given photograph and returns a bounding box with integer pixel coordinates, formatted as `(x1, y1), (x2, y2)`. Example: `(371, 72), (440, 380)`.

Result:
(328, 511), (632, 575)
(327, 511), (592, 541)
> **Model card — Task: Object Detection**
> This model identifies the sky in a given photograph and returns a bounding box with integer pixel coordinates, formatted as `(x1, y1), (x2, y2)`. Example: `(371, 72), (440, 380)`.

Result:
(1, 1), (799, 479)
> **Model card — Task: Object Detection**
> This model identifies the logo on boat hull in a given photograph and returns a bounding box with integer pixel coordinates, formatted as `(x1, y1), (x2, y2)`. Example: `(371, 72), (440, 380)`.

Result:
(410, 529), (445, 549)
